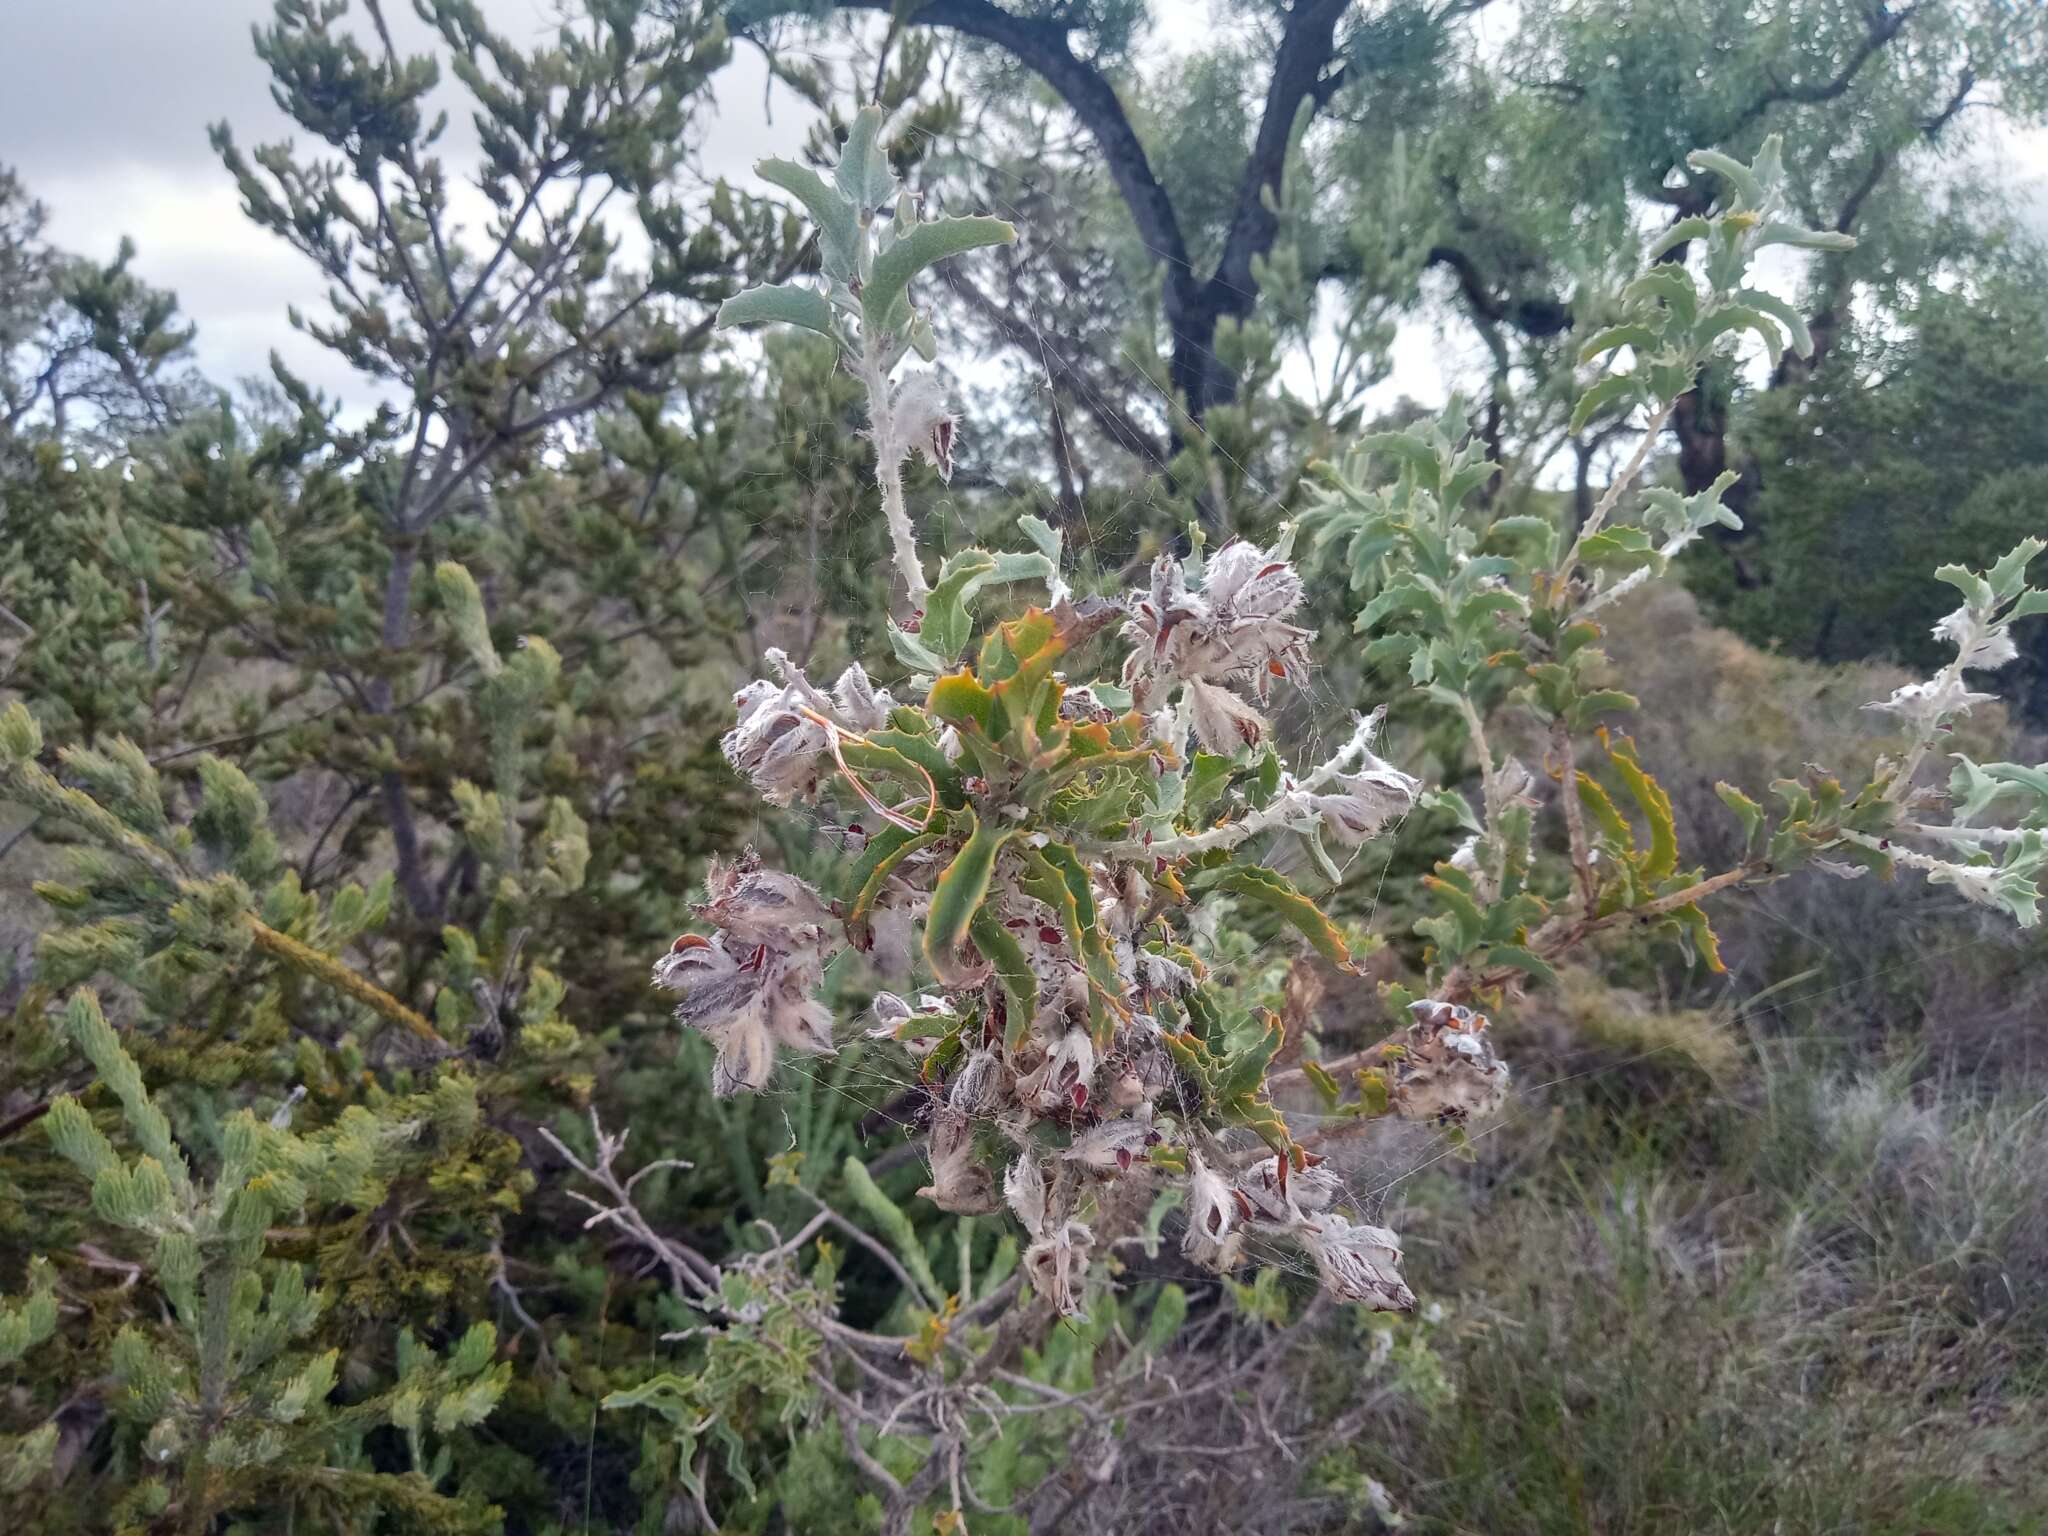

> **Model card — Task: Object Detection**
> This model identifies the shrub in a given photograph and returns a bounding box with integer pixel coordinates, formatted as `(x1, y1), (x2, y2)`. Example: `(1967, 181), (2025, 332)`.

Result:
(4, 71), (2047, 1536)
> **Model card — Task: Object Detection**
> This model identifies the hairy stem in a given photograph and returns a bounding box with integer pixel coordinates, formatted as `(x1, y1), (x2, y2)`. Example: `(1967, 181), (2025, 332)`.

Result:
(1456, 691), (1504, 899)
(1556, 401), (1673, 597)
(1884, 650), (1969, 805)
(1551, 720), (1597, 911)
(1097, 711), (1383, 858)
(859, 353), (931, 611)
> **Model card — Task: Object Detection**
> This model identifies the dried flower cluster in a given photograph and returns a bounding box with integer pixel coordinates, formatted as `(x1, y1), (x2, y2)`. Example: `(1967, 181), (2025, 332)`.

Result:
(654, 530), (1476, 1315)
(671, 117), (2048, 1332)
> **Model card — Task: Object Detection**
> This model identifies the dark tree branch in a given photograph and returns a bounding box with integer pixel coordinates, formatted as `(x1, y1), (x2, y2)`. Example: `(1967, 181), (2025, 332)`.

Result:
(1773, 66), (1975, 389)
(1424, 243), (1574, 338)
(1727, 2), (1918, 136)
(937, 261), (1169, 470)
(1653, 3), (1919, 213)
(814, 0), (1359, 426)
(1212, 0), (1354, 313)
(829, 0), (1194, 293)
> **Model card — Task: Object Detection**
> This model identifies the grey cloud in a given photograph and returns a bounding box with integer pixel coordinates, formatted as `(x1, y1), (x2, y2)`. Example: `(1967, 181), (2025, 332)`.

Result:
(4, 1), (812, 415)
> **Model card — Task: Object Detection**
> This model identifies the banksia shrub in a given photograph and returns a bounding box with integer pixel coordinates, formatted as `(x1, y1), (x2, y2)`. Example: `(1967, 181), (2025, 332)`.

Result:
(660, 116), (2048, 1332)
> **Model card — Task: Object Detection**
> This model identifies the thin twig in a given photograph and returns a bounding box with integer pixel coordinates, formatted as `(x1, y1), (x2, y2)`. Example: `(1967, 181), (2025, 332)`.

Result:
(1555, 401), (1673, 594)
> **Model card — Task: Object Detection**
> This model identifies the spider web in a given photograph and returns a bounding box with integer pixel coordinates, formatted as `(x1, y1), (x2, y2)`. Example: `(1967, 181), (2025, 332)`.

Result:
(668, 134), (2031, 1306)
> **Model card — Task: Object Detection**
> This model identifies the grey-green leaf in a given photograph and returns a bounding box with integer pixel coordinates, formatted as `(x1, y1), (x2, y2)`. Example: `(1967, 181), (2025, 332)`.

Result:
(716, 283), (837, 340)
(1645, 216), (1711, 263)
(1684, 148), (1762, 208)
(861, 216), (1016, 336)
(1754, 221), (1857, 253)
(1735, 287), (1813, 358)
(834, 105), (898, 211)
(1570, 373), (1643, 436)
(756, 158), (862, 282)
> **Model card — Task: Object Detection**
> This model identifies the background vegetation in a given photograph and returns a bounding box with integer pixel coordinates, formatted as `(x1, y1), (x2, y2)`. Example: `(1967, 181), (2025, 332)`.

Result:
(3, 1), (2046, 1531)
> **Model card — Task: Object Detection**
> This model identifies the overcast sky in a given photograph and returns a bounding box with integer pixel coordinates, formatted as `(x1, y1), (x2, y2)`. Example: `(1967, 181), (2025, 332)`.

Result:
(3, 0), (823, 408)
(5, 1), (2044, 422)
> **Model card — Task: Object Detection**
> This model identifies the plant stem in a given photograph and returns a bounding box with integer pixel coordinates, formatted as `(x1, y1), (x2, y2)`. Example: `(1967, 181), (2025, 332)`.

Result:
(1456, 691), (1504, 898)
(1556, 400), (1672, 598)
(1096, 711), (1384, 858)
(1884, 653), (1968, 805)
(1895, 821), (2031, 846)
(1836, 828), (1955, 872)
(244, 915), (448, 1051)
(1551, 720), (1597, 911)
(859, 352), (931, 611)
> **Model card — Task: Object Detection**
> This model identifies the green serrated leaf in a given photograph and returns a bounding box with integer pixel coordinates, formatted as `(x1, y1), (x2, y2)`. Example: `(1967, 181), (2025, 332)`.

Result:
(1578, 323), (1663, 364)
(888, 623), (948, 675)
(833, 105), (897, 210)
(1715, 782), (1765, 849)
(1685, 148), (1763, 207)
(861, 216), (1016, 336)
(1645, 215), (1713, 262)
(845, 826), (943, 927)
(1198, 864), (1353, 970)
(1606, 736), (1678, 881)
(1484, 943), (1557, 985)
(1753, 221), (1856, 253)
(1735, 287), (1812, 358)
(923, 809), (1014, 985)
(1571, 373), (1643, 436)
(971, 906), (1038, 1046)
(715, 282), (837, 340)
(756, 158), (861, 282)
(921, 550), (998, 660)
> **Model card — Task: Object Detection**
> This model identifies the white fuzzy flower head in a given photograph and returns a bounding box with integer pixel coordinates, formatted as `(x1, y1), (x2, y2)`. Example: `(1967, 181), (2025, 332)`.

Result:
(919, 1106), (999, 1214)
(1234, 1157), (1342, 1226)
(1022, 1219), (1095, 1318)
(722, 654), (895, 805)
(1866, 676), (1998, 730)
(1183, 676), (1270, 756)
(1927, 859), (2004, 910)
(1307, 758), (1422, 846)
(1017, 1025), (1097, 1111)
(651, 853), (842, 1097)
(1180, 1152), (1243, 1272)
(1060, 1115), (1157, 1174)
(722, 679), (831, 805)
(1122, 538), (1313, 705)
(866, 991), (915, 1034)
(1300, 1214), (1415, 1311)
(889, 370), (958, 482)
(1921, 836), (2043, 925)
(1933, 606), (2019, 671)
(653, 934), (836, 1096)
(1494, 755), (1538, 804)
(695, 854), (837, 948)
(831, 662), (899, 731)
(1202, 538), (1308, 625)
(1003, 1148), (1049, 1234)
(1389, 1001), (1510, 1125)
(1005, 1146), (1096, 1314)
(946, 1048), (1004, 1115)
